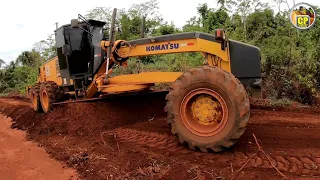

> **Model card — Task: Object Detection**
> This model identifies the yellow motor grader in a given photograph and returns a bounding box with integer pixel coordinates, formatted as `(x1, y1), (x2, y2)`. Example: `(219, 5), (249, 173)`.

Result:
(27, 8), (262, 152)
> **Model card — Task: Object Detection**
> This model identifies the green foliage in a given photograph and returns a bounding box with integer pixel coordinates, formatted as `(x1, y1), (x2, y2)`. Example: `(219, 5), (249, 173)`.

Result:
(108, 0), (163, 40)
(0, 59), (38, 93)
(196, 4), (230, 33)
(153, 22), (180, 35)
(0, 51), (40, 94)
(0, 93), (8, 97)
(182, 16), (202, 32)
(111, 53), (204, 76)
(0, 59), (5, 68)
(16, 50), (41, 67)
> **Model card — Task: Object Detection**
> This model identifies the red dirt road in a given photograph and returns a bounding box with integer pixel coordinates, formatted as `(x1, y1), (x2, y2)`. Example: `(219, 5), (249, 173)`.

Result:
(0, 113), (78, 180)
(1, 93), (320, 180)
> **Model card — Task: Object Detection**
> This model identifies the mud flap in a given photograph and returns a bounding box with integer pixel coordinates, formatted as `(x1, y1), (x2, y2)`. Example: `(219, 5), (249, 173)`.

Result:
(240, 78), (262, 98)
(251, 78), (262, 98)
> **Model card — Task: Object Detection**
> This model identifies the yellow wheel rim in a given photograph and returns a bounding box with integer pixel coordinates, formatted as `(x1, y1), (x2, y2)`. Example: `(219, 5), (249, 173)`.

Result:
(180, 88), (228, 137)
(32, 92), (37, 107)
(42, 91), (49, 110)
(191, 95), (223, 125)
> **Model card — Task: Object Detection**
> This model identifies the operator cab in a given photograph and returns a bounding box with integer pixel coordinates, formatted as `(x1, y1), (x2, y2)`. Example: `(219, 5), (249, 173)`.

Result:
(54, 18), (106, 89)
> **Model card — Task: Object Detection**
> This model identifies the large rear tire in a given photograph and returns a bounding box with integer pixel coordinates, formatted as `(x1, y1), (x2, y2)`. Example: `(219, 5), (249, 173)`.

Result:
(30, 83), (42, 112)
(40, 81), (59, 113)
(165, 66), (250, 152)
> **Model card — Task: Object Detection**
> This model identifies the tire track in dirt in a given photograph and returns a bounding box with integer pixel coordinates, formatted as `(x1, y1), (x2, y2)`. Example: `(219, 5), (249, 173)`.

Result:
(106, 127), (193, 155)
(106, 127), (201, 154)
(234, 151), (320, 176)
(108, 127), (320, 177)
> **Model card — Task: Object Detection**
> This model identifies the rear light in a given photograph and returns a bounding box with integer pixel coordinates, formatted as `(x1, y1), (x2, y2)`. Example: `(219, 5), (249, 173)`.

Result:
(214, 29), (226, 41)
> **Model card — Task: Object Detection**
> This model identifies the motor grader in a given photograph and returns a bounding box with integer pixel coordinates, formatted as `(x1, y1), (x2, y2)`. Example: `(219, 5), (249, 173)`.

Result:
(27, 8), (261, 153)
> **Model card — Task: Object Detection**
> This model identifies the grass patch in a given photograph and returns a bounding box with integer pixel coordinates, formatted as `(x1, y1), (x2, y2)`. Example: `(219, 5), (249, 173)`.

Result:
(270, 98), (294, 107)
(0, 93), (8, 97)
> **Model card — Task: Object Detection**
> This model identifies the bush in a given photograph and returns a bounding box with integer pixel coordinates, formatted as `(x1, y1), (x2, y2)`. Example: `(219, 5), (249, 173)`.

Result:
(111, 53), (204, 76)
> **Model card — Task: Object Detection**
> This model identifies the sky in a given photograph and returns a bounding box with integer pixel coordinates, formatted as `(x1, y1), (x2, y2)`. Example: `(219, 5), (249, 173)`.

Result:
(0, 0), (319, 64)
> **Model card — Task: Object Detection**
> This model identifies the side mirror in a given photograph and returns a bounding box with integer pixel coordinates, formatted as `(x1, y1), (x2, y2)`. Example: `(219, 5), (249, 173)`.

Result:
(71, 19), (79, 28)
(214, 29), (226, 41)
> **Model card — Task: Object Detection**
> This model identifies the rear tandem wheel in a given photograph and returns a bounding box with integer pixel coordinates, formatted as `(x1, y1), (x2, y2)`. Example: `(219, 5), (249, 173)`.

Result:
(30, 83), (42, 112)
(165, 66), (250, 152)
(40, 81), (59, 113)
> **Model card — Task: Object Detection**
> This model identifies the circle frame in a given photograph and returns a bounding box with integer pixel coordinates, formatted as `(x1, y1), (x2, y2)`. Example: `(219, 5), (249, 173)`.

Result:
(288, 2), (316, 30)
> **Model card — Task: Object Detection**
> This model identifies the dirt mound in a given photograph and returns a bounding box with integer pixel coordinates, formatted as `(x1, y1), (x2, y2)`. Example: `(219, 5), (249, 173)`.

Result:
(1, 95), (320, 180)
(1, 92), (167, 133)
(4, 91), (30, 102)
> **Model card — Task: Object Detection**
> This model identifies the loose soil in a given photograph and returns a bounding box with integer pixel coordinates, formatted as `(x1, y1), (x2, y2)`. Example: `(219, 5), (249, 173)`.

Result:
(1, 92), (320, 180)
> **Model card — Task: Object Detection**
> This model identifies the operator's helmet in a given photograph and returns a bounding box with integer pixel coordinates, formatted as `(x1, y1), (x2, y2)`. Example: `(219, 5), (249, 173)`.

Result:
(299, 6), (304, 11)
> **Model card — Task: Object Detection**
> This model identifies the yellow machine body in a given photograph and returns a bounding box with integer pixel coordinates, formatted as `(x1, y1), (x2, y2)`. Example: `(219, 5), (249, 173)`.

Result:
(38, 57), (63, 85)
(88, 36), (231, 97)
(115, 38), (230, 70)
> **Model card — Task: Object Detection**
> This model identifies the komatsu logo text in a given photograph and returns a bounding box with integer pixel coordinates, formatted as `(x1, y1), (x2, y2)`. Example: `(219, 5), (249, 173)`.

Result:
(146, 43), (179, 52)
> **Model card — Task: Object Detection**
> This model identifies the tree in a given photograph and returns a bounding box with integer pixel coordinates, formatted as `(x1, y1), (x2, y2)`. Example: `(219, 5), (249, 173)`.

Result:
(217, 0), (238, 11)
(85, 7), (113, 25)
(128, 0), (160, 19)
(245, 8), (277, 44)
(182, 16), (201, 32)
(84, 0), (163, 41)
(152, 21), (179, 35)
(222, 0), (269, 41)
(122, 0), (162, 38)
(33, 34), (57, 62)
(197, 3), (210, 28)
(204, 8), (230, 33)
(0, 59), (5, 68)
(16, 50), (41, 67)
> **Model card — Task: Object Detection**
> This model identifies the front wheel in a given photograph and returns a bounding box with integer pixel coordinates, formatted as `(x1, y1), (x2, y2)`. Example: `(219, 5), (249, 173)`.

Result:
(165, 66), (250, 152)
